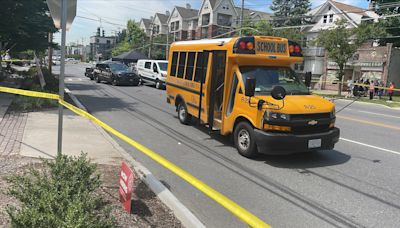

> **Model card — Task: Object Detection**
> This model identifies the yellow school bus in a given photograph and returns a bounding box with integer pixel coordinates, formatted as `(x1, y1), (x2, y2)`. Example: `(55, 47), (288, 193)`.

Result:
(166, 36), (339, 157)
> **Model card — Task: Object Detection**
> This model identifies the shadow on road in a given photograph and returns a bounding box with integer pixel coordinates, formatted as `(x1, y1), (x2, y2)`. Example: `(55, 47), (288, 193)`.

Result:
(260, 150), (351, 169)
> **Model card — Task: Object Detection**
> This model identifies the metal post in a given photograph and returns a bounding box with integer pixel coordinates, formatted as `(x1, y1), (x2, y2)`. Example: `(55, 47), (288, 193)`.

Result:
(166, 32), (169, 60)
(240, 0), (244, 36)
(57, 0), (67, 156)
(148, 25), (153, 58)
(48, 32), (53, 74)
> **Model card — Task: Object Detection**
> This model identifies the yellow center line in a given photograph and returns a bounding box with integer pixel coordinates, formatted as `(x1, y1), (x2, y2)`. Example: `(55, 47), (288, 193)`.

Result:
(337, 115), (400, 131)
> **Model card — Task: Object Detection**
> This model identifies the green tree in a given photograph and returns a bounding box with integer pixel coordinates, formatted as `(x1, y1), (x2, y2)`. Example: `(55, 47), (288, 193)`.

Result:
(0, 0), (56, 53)
(270, 0), (311, 26)
(274, 28), (305, 44)
(374, 0), (400, 46)
(112, 20), (147, 56)
(314, 20), (385, 95)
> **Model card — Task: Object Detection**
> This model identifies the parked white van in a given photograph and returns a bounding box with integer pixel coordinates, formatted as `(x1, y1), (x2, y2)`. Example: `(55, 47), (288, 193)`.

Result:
(136, 60), (168, 89)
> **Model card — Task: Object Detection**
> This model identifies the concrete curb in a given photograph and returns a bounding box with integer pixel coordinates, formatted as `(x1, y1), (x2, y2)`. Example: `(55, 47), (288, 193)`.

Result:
(65, 88), (205, 228)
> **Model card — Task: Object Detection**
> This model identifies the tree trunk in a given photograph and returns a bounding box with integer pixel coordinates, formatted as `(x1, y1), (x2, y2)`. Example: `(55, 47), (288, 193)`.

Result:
(338, 64), (344, 96)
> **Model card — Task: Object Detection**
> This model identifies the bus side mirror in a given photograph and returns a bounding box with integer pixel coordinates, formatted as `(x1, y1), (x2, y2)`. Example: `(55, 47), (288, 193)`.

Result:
(245, 78), (256, 97)
(305, 71), (312, 87)
(271, 86), (286, 100)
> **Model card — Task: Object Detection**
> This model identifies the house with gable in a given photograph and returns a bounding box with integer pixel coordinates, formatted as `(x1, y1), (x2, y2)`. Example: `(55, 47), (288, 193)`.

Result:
(139, 18), (152, 37)
(150, 12), (170, 37)
(167, 4), (199, 41)
(197, 0), (238, 39)
(196, 0), (272, 39)
(297, 0), (399, 90)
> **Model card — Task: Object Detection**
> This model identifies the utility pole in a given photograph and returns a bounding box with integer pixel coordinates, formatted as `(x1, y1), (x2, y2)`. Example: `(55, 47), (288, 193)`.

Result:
(57, 0), (68, 156)
(48, 32), (53, 74)
(240, 0), (244, 36)
(148, 24), (154, 59)
(166, 28), (169, 60)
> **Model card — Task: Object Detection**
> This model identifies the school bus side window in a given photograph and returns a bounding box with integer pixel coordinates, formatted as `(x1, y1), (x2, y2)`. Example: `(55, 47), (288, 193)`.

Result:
(185, 52), (196, 80)
(177, 52), (186, 78)
(194, 52), (209, 83)
(170, 52), (178, 76)
(227, 73), (238, 115)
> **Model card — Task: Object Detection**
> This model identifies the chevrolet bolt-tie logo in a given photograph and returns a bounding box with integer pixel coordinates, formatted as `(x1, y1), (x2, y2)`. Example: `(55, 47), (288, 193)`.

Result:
(308, 120), (318, 126)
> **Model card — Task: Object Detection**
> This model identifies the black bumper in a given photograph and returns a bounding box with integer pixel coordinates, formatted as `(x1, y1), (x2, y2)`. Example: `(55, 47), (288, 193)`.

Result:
(254, 127), (340, 155)
(116, 77), (139, 85)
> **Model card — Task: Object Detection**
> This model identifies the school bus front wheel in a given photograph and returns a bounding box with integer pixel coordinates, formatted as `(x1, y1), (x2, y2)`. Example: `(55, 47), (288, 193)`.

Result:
(234, 121), (259, 158)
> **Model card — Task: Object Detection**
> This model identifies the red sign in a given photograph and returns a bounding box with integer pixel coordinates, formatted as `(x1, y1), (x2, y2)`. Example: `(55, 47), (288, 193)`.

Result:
(119, 161), (134, 213)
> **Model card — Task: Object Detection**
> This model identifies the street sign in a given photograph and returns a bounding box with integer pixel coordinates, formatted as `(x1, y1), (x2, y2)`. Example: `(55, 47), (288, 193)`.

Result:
(46, 0), (77, 155)
(46, 0), (77, 30)
(119, 162), (134, 213)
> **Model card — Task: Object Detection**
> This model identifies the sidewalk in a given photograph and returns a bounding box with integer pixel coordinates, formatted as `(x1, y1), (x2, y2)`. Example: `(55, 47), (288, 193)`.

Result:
(20, 109), (122, 164)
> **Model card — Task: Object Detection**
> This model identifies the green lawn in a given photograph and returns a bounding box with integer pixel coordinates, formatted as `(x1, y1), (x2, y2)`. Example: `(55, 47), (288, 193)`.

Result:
(311, 90), (400, 108)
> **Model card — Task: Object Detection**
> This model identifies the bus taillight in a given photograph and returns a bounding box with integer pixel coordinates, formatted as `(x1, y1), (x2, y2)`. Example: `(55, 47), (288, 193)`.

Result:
(234, 37), (256, 54)
(288, 40), (303, 57)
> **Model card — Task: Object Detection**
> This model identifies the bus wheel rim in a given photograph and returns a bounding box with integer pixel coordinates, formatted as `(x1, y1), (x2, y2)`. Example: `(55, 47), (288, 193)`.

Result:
(238, 129), (250, 151)
(179, 106), (186, 120)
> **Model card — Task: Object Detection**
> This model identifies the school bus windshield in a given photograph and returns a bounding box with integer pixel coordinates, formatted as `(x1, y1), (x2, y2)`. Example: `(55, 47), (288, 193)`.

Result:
(240, 66), (309, 95)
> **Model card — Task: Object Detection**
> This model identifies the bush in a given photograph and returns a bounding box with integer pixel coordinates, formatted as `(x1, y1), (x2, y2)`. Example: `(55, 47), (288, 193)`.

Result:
(19, 67), (58, 93)
(12, 66), (60, 111)
(6, 153), (115, 228)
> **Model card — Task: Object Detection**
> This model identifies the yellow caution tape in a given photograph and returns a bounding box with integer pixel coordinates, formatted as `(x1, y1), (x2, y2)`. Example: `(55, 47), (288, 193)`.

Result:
(59, 99), (270, 228)
(0, 86), (270, 228)
(0, 86), (59, 100)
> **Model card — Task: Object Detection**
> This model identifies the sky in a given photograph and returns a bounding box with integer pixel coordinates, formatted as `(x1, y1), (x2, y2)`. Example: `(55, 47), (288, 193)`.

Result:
(54, 0), (370, 45)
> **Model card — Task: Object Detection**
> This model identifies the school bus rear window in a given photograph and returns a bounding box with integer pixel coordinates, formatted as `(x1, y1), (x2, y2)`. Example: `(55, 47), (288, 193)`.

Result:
(170, 52), (178, 76)
(177, 52), (186, 78)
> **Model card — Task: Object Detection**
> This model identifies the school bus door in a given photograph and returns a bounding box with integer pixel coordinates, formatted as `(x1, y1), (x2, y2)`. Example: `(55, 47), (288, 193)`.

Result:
(207, 50), (227, 131)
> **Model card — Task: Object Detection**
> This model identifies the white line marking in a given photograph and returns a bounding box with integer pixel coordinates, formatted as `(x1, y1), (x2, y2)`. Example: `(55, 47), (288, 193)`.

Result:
(357, 110), (400, 119)
(340, 137), (400, 155)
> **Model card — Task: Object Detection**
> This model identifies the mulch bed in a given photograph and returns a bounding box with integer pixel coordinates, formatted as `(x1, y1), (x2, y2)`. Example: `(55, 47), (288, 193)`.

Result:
(0, 156), (183, 228)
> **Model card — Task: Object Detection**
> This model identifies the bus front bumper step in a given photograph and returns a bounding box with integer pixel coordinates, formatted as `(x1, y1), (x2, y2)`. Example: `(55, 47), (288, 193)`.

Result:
(254, 127), (340, 155)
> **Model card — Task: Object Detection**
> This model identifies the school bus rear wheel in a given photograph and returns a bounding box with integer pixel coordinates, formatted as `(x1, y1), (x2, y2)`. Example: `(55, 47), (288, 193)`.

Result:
(178, 102), (191, 125)
(234, 122), (259, 158)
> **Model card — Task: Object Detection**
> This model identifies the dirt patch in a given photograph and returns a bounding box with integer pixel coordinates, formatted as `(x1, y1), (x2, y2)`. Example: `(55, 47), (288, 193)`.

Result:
(0, 157), (183, 228)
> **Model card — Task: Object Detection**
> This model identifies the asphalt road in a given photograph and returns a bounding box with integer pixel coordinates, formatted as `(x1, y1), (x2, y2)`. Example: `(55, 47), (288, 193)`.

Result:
(57, 64), (400, 228)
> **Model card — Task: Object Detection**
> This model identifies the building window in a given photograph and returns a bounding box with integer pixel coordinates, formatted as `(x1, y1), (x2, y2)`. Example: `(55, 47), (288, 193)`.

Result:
(96, 39), (99, 43)
(175, 21), (179, 31)
(217, 13), (232, 26)
(106, 40), (110, 44)
(329, 14), (333, 23)
(202, 13), (210, 25)
(323, 15), (327, 23)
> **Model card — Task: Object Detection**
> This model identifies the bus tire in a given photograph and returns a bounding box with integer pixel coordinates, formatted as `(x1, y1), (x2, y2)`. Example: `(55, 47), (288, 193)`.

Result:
(177, 102), (191, 125)
(155, 80), (161, 89)
(234, 121), (258, 158)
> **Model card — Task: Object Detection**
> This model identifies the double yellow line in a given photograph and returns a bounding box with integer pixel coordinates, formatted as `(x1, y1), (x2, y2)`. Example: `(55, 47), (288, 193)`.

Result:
(0, 86), (270, 228)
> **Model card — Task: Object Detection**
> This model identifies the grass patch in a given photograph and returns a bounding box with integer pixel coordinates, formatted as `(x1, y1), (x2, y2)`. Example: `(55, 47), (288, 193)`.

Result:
(311, 90), (400, 108)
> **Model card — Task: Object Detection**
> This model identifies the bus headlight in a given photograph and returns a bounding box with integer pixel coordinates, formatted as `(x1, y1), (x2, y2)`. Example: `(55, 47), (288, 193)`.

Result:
(264, 111), (290, 121)
(330, 108), (336, 118)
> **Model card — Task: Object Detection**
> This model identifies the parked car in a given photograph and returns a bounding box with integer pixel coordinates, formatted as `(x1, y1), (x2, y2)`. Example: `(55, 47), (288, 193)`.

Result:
(94, 62), (140, 86)
(85, 67), (95, 79)
(136, 59), (168, 89)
